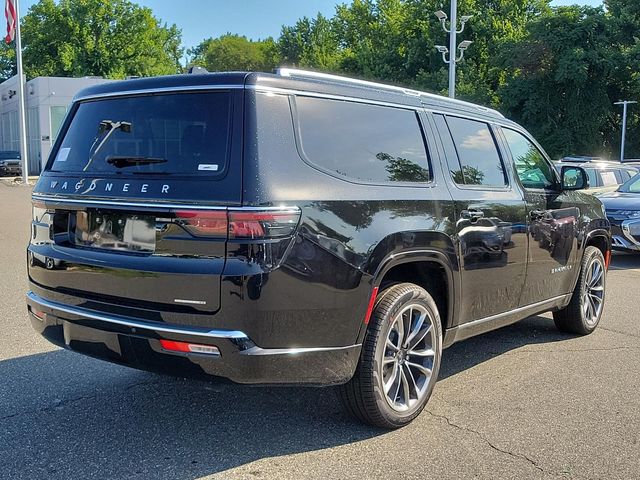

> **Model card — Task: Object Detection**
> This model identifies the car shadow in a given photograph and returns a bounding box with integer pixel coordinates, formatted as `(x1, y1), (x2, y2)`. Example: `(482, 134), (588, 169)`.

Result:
(439, 314), (574, 380)
(0, 315), (577, 479)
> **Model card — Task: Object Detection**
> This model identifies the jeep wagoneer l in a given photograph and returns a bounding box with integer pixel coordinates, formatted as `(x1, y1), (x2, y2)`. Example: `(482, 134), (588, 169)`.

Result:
(27, 69), (611, 428)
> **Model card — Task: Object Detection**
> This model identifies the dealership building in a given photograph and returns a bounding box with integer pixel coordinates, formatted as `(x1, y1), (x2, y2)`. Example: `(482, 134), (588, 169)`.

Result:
(0, 74), (111, 174)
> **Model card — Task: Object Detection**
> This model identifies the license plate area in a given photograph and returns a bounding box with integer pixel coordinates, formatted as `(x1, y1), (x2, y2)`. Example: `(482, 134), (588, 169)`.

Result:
(73, 210), (155, 253)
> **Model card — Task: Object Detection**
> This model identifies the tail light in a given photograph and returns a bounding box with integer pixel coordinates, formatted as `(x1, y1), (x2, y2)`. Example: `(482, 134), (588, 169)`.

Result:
(171, 208), (301, 240)
(173, 210), (227, 238)
(228, 210), (300, 239)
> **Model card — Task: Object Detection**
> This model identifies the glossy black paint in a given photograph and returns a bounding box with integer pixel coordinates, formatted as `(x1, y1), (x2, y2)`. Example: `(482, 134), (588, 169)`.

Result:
(27, 71), (611, 385)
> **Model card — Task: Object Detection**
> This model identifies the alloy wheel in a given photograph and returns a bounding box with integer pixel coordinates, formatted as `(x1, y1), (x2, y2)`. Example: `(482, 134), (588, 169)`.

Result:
(381, 304), (437, 412)
(582, 257), (605, 326)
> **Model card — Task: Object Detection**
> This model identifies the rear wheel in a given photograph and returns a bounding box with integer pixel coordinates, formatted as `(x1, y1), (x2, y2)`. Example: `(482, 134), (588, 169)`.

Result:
(338, 283), (442, 429)
(553, 246), (606, 335)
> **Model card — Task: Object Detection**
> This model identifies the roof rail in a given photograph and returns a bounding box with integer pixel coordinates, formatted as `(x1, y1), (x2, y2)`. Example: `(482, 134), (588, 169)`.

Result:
(276, 67), (504, 118)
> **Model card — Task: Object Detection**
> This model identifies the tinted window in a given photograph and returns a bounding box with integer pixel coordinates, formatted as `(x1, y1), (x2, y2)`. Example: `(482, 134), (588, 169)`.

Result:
(443, 116), (506, 187)
(295, 96), (430, 183)
(503, 128), (556, 189)
(620, 174), (640, 193)
(600, 170), (619, 186)
(618, 170), (632, 182)
(584, 168), (600, 187)
(50, 92), (232, 176)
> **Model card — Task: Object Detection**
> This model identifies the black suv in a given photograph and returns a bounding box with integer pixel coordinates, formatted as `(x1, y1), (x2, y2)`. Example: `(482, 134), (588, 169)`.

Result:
(26, 69), (611, 428)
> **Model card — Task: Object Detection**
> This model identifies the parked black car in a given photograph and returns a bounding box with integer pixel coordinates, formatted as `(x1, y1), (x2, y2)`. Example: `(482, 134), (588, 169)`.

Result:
(26, 69), (611, 428)
(598, 173), (640, 253)
(0, 150), (21, 176)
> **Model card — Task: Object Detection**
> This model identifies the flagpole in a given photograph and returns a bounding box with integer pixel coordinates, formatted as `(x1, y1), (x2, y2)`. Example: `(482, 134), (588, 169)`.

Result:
(14, 0), (28, 183)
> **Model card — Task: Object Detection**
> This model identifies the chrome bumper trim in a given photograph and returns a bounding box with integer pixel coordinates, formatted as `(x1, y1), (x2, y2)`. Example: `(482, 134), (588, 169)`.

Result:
(26, 291), (359, 356)
(26, 291), (248, 340)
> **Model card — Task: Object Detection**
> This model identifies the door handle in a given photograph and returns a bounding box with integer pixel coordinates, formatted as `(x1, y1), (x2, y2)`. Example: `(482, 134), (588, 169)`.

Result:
(461, 209), (484, 221)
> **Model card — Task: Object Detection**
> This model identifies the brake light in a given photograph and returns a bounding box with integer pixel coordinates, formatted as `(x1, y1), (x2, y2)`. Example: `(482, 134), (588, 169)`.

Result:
(173, 210), (227, 237)
(172, 208), (301, 239)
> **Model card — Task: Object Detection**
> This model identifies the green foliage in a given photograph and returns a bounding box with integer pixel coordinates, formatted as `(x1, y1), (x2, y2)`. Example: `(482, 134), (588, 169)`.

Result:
(21, 0), (182, 79)
(189, 34), (279, 72)
(2, 0), (638, 159)
(498, 6), (614, 157)
(376, 152), (430, 182)
(279, 13), (342, 70)
(273, 0), (638, 159)
(0, 42), (16, 81)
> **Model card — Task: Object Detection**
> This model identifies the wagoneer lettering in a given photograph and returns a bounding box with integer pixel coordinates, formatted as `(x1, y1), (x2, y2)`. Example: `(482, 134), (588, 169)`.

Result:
(26, 69), (611, 429)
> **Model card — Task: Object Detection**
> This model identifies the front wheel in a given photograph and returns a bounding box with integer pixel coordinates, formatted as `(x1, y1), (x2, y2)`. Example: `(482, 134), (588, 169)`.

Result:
(553, 246), (606, 335)
(338, 283), (442, 429)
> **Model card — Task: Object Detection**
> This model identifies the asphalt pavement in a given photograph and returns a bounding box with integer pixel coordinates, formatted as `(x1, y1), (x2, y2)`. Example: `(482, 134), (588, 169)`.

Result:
(0, 181), (638, 480)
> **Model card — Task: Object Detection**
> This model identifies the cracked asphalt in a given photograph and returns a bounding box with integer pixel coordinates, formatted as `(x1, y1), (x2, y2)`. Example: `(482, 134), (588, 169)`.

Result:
(1, 182), (638, 480)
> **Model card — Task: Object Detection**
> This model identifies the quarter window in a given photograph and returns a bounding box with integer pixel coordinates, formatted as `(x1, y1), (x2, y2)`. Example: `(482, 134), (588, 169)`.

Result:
(503, 128), (557, 189)
(295, 96), (430, 183)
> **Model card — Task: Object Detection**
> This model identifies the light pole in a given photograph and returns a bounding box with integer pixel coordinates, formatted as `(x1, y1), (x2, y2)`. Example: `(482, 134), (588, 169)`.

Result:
(434, 1), (472, 99)
(614, 100), (637, 163)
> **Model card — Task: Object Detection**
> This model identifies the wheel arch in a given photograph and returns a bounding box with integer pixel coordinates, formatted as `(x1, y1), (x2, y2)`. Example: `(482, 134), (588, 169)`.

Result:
(356, 249), (460, 344)
(584, 229), (611, 259)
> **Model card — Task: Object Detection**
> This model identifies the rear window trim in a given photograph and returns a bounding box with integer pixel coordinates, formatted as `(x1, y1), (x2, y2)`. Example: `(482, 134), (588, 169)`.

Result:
(45, 90), (236, 181)
(290, 94), (434, 188)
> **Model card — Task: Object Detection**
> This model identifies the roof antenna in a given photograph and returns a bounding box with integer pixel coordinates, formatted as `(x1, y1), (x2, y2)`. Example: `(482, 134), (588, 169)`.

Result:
(188, 66), (208, 74)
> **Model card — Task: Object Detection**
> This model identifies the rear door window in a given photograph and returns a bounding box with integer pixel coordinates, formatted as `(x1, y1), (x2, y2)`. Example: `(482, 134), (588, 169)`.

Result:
(49, 92), (232, 176)
(294, 96), (431, 183)
(434, 114), (507, 187)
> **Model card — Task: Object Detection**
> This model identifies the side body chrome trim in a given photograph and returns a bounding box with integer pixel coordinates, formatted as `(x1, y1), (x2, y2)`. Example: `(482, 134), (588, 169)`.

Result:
(444, 294), (572, 348)
(463, 294), (570, 329)
(241, 344), (361, 356)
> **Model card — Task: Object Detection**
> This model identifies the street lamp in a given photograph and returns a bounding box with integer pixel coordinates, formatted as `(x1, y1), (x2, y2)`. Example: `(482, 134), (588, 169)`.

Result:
(614, 100), (637, 163)
(434, 1), (473, 99)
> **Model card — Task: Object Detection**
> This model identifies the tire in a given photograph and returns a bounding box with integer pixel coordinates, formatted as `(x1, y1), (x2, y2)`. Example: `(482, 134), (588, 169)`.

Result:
(338, 283), (442, 429)
(553, 246), (606, 335)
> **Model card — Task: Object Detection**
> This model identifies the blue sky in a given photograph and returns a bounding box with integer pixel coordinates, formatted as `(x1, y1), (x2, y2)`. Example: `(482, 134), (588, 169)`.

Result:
(18, 0), (604, 57)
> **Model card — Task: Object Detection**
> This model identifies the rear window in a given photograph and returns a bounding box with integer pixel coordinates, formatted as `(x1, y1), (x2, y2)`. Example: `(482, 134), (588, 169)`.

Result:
(294, 96), (431, 183)
(49, 92), (232, 176)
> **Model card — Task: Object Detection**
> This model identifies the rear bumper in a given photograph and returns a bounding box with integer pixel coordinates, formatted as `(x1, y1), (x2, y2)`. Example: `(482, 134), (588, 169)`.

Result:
(26, 291), (361, 386)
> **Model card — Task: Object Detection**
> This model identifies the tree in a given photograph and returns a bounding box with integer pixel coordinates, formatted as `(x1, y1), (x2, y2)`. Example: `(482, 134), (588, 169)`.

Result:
(189, 34), (279, 72)
(279, 13), (342, 70)
(498, 6), (615, 158)
(21, 0), (182, 79)
(0, 42), (16, 82)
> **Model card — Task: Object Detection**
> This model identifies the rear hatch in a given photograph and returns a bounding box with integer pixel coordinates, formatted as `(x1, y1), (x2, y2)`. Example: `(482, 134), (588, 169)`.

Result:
(29, 87), (244, 316)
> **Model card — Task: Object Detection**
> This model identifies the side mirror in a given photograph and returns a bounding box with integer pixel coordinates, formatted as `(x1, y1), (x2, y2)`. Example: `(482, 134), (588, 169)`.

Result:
(561, 165), (589, 190)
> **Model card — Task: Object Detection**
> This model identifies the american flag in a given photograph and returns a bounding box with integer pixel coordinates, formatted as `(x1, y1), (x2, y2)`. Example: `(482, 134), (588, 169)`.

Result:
(5, 0), (16, 44)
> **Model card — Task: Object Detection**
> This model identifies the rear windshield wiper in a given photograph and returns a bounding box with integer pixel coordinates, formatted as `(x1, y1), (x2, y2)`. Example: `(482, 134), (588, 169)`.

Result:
(106, 156), (168, 169)
(82, 120), (132, 172)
